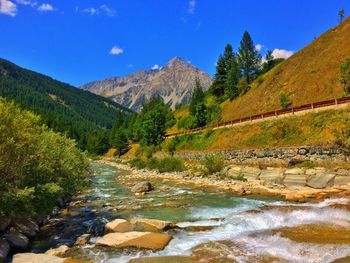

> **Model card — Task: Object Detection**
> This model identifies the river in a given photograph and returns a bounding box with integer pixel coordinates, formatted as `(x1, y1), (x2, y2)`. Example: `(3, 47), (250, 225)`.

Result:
(30, 162), (350, 263)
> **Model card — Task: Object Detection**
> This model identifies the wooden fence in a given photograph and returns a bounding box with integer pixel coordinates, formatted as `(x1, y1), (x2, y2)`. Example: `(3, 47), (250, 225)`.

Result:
(166, 96), (350, 138)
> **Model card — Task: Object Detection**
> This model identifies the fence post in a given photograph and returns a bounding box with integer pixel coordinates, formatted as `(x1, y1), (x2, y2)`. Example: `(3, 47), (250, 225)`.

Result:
(311, 103), (314, 109)
(335, 99), (338, 106)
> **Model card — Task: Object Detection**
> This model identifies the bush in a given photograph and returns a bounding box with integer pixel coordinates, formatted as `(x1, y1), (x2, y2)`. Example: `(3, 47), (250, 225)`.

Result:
(157, 157), (185, 173)
(146, 157), (159, 170)
(0, 99), (88, 217)
(129, 157), (146, 169)
(279, 92), (292, 109)
(340, 57), (350, 94)
(202, 153), (225, 175)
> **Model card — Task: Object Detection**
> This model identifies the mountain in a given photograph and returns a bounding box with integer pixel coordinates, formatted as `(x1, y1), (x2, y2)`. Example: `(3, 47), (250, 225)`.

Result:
(0, 58), (132, 149)
(220, 16), (350, 121)
(81, 57), (212, 111)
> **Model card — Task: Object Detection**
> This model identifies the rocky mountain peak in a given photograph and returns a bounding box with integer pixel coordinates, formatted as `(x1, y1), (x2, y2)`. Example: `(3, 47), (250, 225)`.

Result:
(81, 57), (212, 111)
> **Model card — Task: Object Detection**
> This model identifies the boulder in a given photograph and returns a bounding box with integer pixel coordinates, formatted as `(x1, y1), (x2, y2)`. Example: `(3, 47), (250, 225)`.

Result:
(45, 245), (70, 257)
(12, 218), (39, 238)
(259, 168), (284, 185)
(105, 219), (133, 233)
(283, 174), (308, 187)
(334, 176), (350, 186)
(131, 219), (174, 232)
(12, 253), (65, 263)
(240, 167), (261, 181)
(96, 231), (172, 250)
(4, 227), (29, 249)
(0, 219), (11, 232)
(131, 182), (153, 193)
(0, 238), (10, 263)
(307, 173), (336, 189)
(74, 234), (91, 246)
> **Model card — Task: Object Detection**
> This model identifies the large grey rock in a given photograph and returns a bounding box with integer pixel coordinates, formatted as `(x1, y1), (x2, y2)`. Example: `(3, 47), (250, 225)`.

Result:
(12, 218), (39, 238)
(307, 173), (336, 189)
(4, 228), (29, 249)
(131, 182), (153, 193)
(0, 238), (10, 263)
(259, 168), (284, 184)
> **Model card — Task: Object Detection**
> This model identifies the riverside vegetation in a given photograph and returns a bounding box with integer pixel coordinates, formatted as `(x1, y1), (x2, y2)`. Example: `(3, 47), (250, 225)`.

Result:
(0, 98), (88, 217)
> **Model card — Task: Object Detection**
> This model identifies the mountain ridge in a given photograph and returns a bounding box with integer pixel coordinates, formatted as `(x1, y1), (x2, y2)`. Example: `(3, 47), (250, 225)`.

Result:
(81, 57), (212, 111)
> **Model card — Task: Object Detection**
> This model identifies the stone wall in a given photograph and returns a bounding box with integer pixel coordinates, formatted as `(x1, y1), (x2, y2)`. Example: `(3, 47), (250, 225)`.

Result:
(175, 146), (350, 167)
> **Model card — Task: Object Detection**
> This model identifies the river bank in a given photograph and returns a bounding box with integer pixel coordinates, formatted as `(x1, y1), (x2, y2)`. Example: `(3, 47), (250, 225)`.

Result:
(4, 161), (350, 263)
(99, 158), (350, 202)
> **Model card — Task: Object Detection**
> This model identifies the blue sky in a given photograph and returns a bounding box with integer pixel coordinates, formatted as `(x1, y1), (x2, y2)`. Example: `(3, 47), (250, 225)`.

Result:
(1, 0), (349, 86)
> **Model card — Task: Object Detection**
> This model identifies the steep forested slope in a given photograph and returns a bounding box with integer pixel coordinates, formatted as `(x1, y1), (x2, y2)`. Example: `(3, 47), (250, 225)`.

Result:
(0, 58), (131, 149)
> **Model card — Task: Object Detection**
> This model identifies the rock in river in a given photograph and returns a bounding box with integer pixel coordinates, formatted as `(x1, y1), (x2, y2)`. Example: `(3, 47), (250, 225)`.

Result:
(96, 231), (172, 250)
(12, 253), (65, 263)
(12, 218), (39, 238)
(0, 238), (10, 263)
(3, 228), (29, 250)
(131, 182), (153, 193)
(131, 219), (174, 232)
(45, 245), (70, 257)
(105, 219), (133, 233)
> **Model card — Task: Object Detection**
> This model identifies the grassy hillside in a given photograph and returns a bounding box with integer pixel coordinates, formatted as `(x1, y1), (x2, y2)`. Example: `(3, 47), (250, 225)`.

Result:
(221, 16), (350, 121)
(0, 58), (132, 148)
(169, 105), (350, 152)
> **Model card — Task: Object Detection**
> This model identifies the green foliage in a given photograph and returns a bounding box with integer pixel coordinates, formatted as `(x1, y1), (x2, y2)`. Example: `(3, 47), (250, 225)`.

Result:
(129, 157), (147, 169)
(339, 8), (345, 23)
(110, 128), (129, 157)
(237, 31), (262, 83)
(340, 57), (350, 94)
(87, 130), (110, 155)
(295, 161), (317, 169)
(202, 153), (225, 175)
(0, 98), (88, 217)
(177, 115), (196, 130)
(261, 51), (285, 74)
(133, 96), (174, 146)
(146, 157), (160, 170)
(0, 58), (131, 152)
(157, 157), (185, 173)
(189, 79), (208, 128)
(279, 92), (292, 109)
(163, 137), (178, 156)
(226, 60), (241, 100)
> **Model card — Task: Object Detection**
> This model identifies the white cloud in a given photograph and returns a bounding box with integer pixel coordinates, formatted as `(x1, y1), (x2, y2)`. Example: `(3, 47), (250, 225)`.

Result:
(82, 7), (97, 15)
(188, 0), (195, 14)
(100, 4), (116, 16)
(151, 64), (160, 70)
(38, 3), (53, 12)
(16, 0), (36, 6)
(271, 48), (294, 59)
(110, 46), (123, 55)
(81, 5), (116, 16)
(255, 44), (263, 52)
(0, 0), (17, 16)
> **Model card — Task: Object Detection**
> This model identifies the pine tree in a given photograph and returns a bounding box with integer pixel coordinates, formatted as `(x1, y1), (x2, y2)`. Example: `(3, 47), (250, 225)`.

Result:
(339, 8), (345, 24)
(237, 31), (262, 83)
(226, 60), (241, 100)
(189, 79), (208, 128)
(211, 44), (235, 98)
(111, 130), (129, 157)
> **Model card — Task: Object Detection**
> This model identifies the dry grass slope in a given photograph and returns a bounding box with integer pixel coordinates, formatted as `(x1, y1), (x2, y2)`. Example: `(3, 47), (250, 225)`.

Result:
(221, 16), (350, 121)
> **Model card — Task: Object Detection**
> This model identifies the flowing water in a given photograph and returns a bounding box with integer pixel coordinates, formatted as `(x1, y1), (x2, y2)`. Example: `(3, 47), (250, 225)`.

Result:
(31, 163), (350, 263)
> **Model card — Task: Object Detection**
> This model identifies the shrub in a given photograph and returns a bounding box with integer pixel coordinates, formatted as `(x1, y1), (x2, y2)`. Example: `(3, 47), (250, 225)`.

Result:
(0, 99), (88, 217)
(146, 157), (159, 170)
(129, 157), (146, 169)
(234, 173), (248, 182)
(202, 153), (225, 175)
(157, 157), (185, 173)
(279, 92), (292, 109)
(340, 58), (350, 94)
